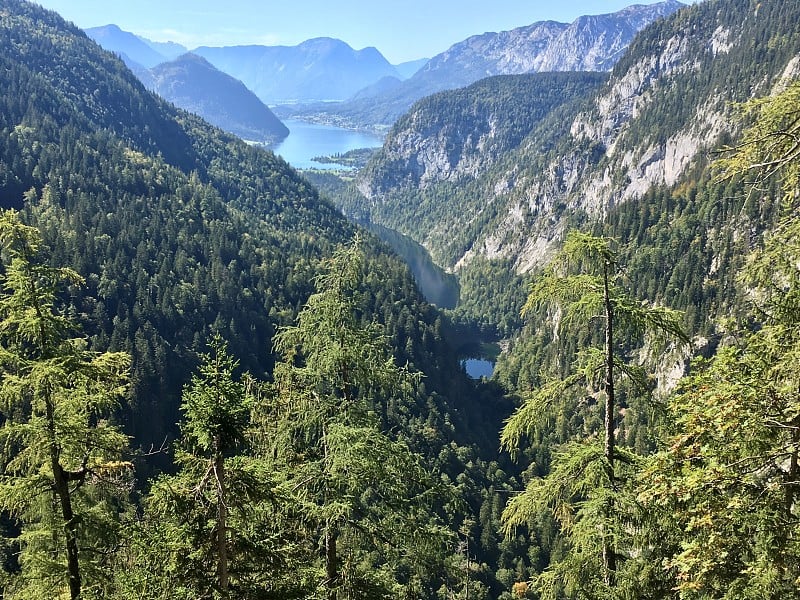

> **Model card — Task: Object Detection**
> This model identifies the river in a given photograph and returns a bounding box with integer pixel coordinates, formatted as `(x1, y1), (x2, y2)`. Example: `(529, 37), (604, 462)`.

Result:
(269, 119), (383, 170)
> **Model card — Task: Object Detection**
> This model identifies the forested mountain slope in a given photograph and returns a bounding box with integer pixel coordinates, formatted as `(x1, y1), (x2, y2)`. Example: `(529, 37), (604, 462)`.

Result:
(147, 53), (289, 143)
(0, 0), (343, 443)
(351, 0), (800, 318)
(0, 0), (498, 465)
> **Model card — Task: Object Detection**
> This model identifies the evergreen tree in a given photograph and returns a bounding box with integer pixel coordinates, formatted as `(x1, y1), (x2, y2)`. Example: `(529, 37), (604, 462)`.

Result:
(116, 335), (278, 599)
(501, 231), (686, 599)
(639, 78), (800, 600)
(0, 209), (131, 600)
(263, 236), (452, 599)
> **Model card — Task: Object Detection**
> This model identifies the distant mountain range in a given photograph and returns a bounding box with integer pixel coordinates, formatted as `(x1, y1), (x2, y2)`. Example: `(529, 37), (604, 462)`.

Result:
(86, 24), (187, 69)
(146, 53), (289, 143)
(86, 26), (287, 143)
(86, 2), (685, 136)
(192, 38), (401, 104)
(279, 0), (685, 130)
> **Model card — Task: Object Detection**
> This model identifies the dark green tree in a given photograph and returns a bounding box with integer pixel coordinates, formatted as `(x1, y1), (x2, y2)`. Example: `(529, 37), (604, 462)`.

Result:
(116, 335), (279, 599)
(0, 209), (132, 600)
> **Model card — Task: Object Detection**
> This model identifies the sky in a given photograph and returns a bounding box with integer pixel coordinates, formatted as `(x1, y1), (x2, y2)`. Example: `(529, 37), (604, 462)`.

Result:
(32, 0), (702, 64)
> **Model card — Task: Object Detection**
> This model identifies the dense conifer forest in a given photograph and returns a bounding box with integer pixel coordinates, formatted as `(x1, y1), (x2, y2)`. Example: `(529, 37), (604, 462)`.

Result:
(0, 0), (799, 598)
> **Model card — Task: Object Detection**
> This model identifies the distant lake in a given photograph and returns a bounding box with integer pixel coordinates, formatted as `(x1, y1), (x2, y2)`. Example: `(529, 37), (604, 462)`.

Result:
(269, 119), (383, 170)
(463, 359), (495, 380)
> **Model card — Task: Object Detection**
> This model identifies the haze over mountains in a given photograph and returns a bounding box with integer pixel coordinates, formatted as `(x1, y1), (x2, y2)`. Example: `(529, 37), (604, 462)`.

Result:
(146, 53), (290, 143)
(86, 1), (684, 137)
(281, 0), (686, 129)
(85, 25), (423, 105)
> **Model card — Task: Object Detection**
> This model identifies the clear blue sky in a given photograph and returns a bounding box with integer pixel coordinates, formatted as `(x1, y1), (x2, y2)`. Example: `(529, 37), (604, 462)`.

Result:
(33, 0), (702, 63)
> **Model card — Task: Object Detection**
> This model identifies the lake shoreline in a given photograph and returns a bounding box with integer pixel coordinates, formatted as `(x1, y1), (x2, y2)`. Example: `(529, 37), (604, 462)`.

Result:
(266, 118), (384, 170)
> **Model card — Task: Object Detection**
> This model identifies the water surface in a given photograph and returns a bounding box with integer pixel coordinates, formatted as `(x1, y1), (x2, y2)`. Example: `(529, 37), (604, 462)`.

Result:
(269, 119), (383, 170)
(463, 359), (495, 380)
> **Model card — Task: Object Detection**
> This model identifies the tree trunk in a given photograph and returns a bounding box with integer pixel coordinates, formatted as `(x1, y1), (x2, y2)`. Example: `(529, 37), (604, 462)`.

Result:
(602, 261), (617, 584)
(325, 522), (338, 600)
(215, 436), (229, 596)
(47, 399), (81, 600)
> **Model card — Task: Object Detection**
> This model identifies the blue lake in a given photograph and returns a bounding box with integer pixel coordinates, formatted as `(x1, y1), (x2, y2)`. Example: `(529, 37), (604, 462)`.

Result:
(269, 119), (383, 170)
(463, 359), (495, 380)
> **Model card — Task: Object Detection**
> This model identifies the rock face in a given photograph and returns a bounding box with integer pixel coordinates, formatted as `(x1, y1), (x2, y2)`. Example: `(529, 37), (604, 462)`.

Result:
(416, 21), (567, 88)
(148, 54), (289, 143)
(359, 73), (608, 197)
(193, 38), (400, 104)
(292, 1), (685, 129)
(537, 2), (684, 71)
(353, 0), (800, 275)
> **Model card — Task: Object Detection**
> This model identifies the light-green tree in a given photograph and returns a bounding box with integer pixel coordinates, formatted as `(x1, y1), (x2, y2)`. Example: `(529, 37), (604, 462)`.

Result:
(263, 236), (452, 599)
(0, 209), (132, 600)
(639, 79), (800, 600)
(501, 231), (686, 599)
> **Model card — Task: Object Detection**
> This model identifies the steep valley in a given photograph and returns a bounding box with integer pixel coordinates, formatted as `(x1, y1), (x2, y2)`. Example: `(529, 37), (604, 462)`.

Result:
(339, 0), (800, 336)
(1, 0), (800, 597)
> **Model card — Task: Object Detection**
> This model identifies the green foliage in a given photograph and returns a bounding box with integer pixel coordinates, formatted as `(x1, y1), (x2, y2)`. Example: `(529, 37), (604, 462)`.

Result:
(263, 238), (454, 598)
(640, 80), (800, 599)
(0, 209), (132, 599)
(180, 334), (251, 454)
(716, 79), (800, 196)
(115, 336), (281, 599)
(502, 231), (686, 599)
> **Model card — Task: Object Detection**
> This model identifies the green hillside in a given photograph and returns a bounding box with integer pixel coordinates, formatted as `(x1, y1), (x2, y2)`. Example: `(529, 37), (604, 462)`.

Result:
(1, 0), (799, 598)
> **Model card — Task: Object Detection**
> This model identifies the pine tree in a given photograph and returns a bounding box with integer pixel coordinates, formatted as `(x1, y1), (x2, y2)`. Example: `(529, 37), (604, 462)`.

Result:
(0, 209), (132, 600)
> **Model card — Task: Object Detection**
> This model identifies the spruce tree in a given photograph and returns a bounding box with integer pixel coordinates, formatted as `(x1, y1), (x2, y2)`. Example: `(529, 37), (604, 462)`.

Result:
(117, 335), (278, 599)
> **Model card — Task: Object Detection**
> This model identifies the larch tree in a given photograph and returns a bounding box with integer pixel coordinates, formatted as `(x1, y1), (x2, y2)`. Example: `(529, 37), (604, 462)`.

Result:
(263, 236), (451, 600)
(501, 231), (686, 599)
(639, 79), (800, 599)
(0, 209), (132, 600)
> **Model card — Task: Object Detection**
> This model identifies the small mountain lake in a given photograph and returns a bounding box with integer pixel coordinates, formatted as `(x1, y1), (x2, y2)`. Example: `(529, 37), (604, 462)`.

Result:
(462, 359), (495, 380)
(459, 341), (500, 380)
(269, 119), (383, 170)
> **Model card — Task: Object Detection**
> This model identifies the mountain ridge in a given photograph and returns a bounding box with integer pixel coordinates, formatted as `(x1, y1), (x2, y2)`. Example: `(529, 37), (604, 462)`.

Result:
(147, 52), (289, 143)
(280, 0), (685, 129)
(346, 0), (800, 310)
(193, 37), (401, 103)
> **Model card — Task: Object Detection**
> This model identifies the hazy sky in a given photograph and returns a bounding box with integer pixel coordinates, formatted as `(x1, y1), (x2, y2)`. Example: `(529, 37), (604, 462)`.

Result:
(33, 0), (702, 63)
